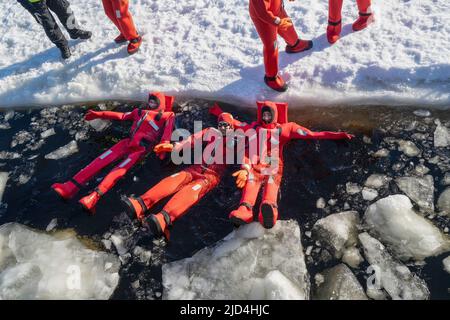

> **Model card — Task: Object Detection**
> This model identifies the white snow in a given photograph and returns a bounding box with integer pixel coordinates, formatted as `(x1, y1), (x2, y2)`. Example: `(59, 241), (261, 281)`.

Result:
(1, 1), (450, 108)
(162, 220), (310, 300)
(364, 195), (450, 261)
(0, 172), (8, 203)
(45, 140), (79, 160)
(359, 232), (430, 300)
(0, 223), (120, 299)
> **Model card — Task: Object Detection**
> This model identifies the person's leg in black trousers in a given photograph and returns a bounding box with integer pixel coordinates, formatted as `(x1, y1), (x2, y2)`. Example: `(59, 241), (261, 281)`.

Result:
(46, 0), (91, 39)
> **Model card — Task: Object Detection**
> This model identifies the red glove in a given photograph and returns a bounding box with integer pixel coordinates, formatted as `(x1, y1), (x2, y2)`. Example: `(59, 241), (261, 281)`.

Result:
(209, 103), (224, 117)
(85, 110), (99, 121)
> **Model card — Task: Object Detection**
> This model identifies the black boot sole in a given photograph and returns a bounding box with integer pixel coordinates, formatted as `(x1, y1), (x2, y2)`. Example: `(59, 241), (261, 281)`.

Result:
(229, 216), (249, 228)
(285, 40), (313, 54)
(145, 214), (164, 238)
(260, 203), (275, 229)
(264, 77), (288, 92)
(120, 196), (138, 221)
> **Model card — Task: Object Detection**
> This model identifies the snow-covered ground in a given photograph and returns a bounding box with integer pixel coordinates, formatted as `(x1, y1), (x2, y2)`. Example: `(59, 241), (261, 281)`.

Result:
(1, 0), (449, 108)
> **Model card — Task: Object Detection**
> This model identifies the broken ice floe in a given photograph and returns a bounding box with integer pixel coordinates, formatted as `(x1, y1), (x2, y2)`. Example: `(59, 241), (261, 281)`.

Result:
(395, 175), (435, 212)
(443, 256), (450, 274)
(45, 140), (79, 160)
(364, 195), (450, 261)
(359, 232), (430, 300)
(0, 172), (8, 203)
(162, 221), (310, 300)
(434, 120), (449, 148)
(0, 223), (120, 299)
(364, 174), (392, 189)
(437, 188), (450, 216)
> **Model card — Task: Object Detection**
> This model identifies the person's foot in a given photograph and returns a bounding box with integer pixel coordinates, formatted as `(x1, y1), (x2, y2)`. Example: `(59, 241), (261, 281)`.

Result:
(127, 36), (142, 55)
(143, 212), (171, 241)
(285, 39), (313, 54)
(229, 205), (254, 227)
(70, 29), (92, 40)
(59, 45), (71, 60)
(51, 181), (79, 200)
(114, 34), (127, 44)
(352, 12), (375, 31)
(327, 20), (342, 44)
(79, 191), (101, 215)
(264, 75), (288, 92)
(258, 203), (278, 229)
(121, 196), (147, 220)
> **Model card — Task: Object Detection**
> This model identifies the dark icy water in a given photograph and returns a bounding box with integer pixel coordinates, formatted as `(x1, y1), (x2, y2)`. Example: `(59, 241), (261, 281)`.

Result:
(0, 101), (449, 299)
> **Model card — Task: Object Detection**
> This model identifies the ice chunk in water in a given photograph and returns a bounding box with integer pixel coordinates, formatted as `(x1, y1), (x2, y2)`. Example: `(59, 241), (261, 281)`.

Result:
(362, 188), (378, 201)
(434, 120), (450, 148)
(395, 175), (434, 212)
(312, 211), (360, 259)
(40, 128), (55, 139)
(359, 232), (429, 300)
(45, 140), (79, 160)
(314, 264), (367, 300)
(364, 174), (391, 189)
(88, 119), (111, 132)
(162, 221), (310, 300)
(0, 172), (8, 203)
(413, 110), (431, 117)
(364, 195), (450, 261)
(0, 223), (120, 299)
(397, 140), (421, 157)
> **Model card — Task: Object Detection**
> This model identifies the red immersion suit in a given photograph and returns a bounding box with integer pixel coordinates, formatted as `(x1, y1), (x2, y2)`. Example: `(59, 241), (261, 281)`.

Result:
(249, 0), (313, 91)
(52, 92), (176, 214)
(123, 112), (242, 240)
(211, 101), (353, 229)
(327, 0), (374, 44)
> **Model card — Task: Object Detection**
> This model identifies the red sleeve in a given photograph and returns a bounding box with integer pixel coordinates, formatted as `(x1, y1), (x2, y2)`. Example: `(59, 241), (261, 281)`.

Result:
(159, 112), (175, 144)
(287, 122), (352, 140)
(250, 0), (278, 25)
(92, 109), (138, 121)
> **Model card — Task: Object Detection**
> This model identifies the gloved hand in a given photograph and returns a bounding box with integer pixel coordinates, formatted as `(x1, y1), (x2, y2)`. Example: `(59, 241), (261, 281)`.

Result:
(278, 18), (293, 31)
(153, 142), (174, 154)
(209, 103), (224, 117)
(232, 169), (249, 189)
(342, 133), (355, 140)
(84, 110), (99, 121)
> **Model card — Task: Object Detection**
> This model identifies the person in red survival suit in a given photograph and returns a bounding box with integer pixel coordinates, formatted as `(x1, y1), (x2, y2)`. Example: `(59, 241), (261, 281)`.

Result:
(102, 0), (142, 54)
(51, 92), (176, 214)
(250, 0), (313, 92)
(209, 101), (354, 229)
(121, 112), (245, 240)
(327, 0), (374, 44)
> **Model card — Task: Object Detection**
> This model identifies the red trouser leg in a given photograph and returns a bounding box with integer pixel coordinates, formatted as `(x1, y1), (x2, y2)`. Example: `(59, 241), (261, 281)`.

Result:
(140, 170), (193, 210)
(96, 147), (146, 195)
(259, 173), (282, 228)
(356, 0), (371, 13)
(72, 138), (130, 185)
(162, 173), (219, 223)
(277, 7), (299, 46)
(102, 0), (123, 34)
(111, 0), (139, 40)
(229, 172), (263, 224)
(251, 15), (279, 78)
(328, 0), (344, 23)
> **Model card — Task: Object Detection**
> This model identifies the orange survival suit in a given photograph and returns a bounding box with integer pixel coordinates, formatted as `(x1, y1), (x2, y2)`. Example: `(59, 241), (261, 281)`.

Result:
(210, 101), (353, 229)
(122, 112), (243, 240)
(52, 92), (176, 214)
(250, 0), (313, 92)
(102, 0), (142, 54)
(327, 0), (374, 44)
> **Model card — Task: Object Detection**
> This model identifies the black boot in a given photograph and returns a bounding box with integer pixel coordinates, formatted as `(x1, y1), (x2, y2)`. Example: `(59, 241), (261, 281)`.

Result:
(70, 29), (92, 40)
(58, 45), (71, 59)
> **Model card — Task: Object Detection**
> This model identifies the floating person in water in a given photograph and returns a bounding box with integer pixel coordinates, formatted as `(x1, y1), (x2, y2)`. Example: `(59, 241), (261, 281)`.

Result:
(122, 111), (247, 241)
(16, 0), (92, 59)
(52, 92), (176, 214)
(101, 0), (142, 55)
(249, 0), (313, 92)
(327, 0), (375, 44)
(209, 101), (354, 229)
